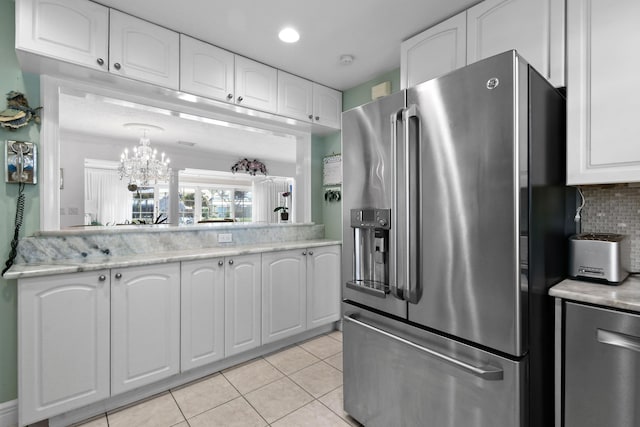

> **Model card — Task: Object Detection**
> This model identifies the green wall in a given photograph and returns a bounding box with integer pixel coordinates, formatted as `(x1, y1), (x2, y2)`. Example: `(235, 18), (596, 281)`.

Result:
(0, 0), (41, 404)
(343, 67), (401, 112)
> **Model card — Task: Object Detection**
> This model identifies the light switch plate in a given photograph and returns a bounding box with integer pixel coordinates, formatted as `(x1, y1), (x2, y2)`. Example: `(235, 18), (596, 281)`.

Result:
(218, 233), (233, 243)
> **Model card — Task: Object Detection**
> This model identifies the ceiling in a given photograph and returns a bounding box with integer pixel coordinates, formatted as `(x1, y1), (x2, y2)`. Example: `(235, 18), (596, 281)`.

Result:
(96, 0), (481, 91)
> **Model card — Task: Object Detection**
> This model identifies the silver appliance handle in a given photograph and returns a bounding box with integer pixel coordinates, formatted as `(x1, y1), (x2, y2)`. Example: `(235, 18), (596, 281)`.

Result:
(597, 329), (640, 353)
(344, 315), (504, 381)
(390, 108), (404, 300)
(402, 105), (420, 304)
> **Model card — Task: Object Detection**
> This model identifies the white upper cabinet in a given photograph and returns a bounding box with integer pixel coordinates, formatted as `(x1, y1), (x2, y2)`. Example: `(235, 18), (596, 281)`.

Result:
(180, 34), (235, 102)
(312, 83), (342, 129)
(16, 0), (109, 71)
(181, 258), (226, 371)
(278, 71), (314, 122)
(234, 56), (278, 113)
(109, 9), (180, 90)
(111, 263), (181, 395)
(466, 0), (565, 87)
(18, 270), (110, 426)
(567, 0), (640, 184)
(401, 11), (467, 89)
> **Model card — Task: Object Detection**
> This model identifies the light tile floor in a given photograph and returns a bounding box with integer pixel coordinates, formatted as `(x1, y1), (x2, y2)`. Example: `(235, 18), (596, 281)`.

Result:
(65, 331), (360, 427)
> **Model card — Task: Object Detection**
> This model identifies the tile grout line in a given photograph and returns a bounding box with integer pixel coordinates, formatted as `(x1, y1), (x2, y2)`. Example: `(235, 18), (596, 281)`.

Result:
(168, 390), (189, 426)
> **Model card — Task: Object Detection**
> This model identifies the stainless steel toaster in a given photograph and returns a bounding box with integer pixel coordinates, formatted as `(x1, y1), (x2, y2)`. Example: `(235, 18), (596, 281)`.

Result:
(569, 233), (630, 284)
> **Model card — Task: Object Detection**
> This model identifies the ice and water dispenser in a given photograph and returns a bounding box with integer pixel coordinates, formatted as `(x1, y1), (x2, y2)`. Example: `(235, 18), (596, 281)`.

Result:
(347, 208), (391, 297)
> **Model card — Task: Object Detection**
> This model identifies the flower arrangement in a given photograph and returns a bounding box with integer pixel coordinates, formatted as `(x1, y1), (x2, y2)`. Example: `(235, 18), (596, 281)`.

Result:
(274, 192), (291, 220)
(231, 158), (267, 175)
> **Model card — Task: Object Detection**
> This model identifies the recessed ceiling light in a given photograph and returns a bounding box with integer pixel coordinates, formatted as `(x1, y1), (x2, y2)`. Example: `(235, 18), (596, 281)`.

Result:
(278, 27), (300, 43)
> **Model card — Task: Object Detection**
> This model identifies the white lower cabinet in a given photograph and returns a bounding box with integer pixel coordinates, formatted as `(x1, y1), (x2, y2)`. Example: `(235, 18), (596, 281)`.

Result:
(262, 250), (307, 344)
(111, 263), (180, 395)
(18, 270), (110, 426)
(307, 245), (341, 328)
(181, 258), (226, 371)
(224, 254), (262, 357)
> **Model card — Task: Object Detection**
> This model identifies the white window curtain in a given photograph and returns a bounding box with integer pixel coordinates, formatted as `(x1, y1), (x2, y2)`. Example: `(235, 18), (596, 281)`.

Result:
(252, 178), (291, 223)
(85, 168), (132, 225)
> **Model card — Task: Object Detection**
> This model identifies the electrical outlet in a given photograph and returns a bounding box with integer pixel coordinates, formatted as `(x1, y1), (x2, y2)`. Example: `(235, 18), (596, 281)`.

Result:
(218, 233), (233, 243)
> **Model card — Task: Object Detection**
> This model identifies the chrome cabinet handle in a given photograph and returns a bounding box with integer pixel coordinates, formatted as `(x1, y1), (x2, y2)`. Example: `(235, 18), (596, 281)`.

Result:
(228, 259), (234, 265)
(113, 62), (121, 70)
(98, 275), (106, 281)
(237, 96), (243, 103)
(308, 114), (313, 120)
(96, 58), (104, 66)
(114, 273), (122, 279)
(302, 251), (307, 256)
(344, 315), (504, 381)
(218, 260), (224, 266)
(315, 116), (319, 121)
(308, 251), (313, 256)
(597, 329), (640, 353)
(227, 93), (233, 100)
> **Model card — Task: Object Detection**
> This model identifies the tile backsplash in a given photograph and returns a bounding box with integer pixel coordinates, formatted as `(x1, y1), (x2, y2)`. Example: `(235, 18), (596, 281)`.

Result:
(580, 185), (640, 272)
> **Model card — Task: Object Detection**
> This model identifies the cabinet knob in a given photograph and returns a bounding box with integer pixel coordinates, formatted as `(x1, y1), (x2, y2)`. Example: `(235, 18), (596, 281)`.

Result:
(98, 275), (106, 281)
(237, 96), (243, 103)
(96, 58), (104, 66)
(115, 273), (122, 279)
(315, 116), (320, 121)
(228, 259), (234, 265)
(113, 62), (121, 70)
(227, 93), (233, 100)
(308, 114), (313, 120)
(302, 251), (307, 256)
(308, 251), (314, 256)
(218, 260), (224, 266)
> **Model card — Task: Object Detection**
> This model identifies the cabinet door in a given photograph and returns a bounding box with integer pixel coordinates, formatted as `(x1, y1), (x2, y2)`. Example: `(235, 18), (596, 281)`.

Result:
(262, 250), (307, 344)
(16, 0), (108, 71)
(225, 254), (262, 357)
(564, 302), (640, 427)
(466, 0), (565, 87)
(109, 10), (180, 90)
(277, 71), (313, 122)
(180, 34), (235, 102)
(312, 83), (342, 129)
(111, 263), (180, 395)
(307, 245), (341, 328)
(567, 0), (640, 184)
(400, 12), (466, 89)
(181, 258), (226, 371)
(19, 271), (110, 425)
(234, 56), (278, 113)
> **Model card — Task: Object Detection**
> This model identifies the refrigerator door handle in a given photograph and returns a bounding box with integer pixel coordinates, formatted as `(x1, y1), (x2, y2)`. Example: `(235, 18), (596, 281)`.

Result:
(402, 105), (420, 304)
(344, 314), (504, 381)
(390, 108), (405, 300)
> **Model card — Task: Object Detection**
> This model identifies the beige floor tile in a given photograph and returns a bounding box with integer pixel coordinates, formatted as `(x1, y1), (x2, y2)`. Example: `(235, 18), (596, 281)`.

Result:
(289, 361), (343, 398)
(319, 386), (362, 426)
(265, 344), (320, 375)
(71, 414), (108, 427)
(171, 423), (189, 427)
(271, 400), (351, 427)
(327, 330), (343, 342)
(244, 377), (314, 423)
(325, 352), (343, 371)
(188, 397), (267, 427)
(107, 392), (185, 427)
(298, 335), (343, 359)
(222, 358), (284, 394)
(172, 373), (240, 418)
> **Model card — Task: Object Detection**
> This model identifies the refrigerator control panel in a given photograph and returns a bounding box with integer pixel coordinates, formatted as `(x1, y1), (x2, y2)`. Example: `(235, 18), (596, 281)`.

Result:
(351, 208), (391, 229)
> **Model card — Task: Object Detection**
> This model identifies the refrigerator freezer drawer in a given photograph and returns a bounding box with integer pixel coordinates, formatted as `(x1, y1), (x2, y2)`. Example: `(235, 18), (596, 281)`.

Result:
(343, 305), (525, 427)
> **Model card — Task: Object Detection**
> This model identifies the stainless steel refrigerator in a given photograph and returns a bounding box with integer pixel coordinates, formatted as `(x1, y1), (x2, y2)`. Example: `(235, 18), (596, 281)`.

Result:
(341, 51), (572, 427)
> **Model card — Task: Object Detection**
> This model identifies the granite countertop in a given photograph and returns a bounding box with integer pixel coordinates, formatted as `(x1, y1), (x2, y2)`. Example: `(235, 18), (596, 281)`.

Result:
(549, 276), (640, 313)
(5, 239), (341, 280)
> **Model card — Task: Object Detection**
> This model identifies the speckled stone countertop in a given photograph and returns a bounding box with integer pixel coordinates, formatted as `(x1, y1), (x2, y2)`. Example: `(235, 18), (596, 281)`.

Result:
(549, 276), (640, 313)
(5, 239), (341, 280)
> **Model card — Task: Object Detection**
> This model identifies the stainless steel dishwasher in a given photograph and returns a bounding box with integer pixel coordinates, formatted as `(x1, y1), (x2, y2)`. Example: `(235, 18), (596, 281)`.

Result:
(564, 301), (640, 427)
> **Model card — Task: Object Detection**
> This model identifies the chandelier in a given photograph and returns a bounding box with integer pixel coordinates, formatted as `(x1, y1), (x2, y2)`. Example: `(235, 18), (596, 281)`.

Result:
(118, 124), (170, 188)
